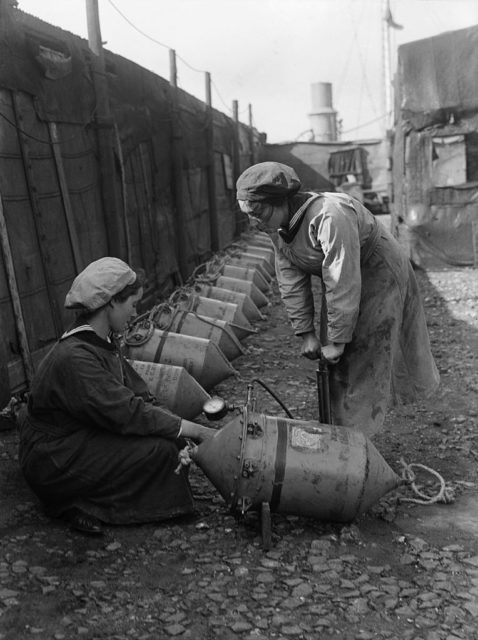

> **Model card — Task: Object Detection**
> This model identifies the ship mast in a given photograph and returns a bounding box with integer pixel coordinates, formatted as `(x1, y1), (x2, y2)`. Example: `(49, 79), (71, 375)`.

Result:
(382, 0), (393, 135)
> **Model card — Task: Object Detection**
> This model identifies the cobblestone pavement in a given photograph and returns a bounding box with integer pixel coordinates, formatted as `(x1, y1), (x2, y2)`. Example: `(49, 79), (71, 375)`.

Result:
(0, 266), (477, 640)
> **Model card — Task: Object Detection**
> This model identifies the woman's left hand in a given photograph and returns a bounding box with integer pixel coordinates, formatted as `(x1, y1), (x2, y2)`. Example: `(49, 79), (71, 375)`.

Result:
(300, 332), (321, 359)
(321, 343), (345, 364)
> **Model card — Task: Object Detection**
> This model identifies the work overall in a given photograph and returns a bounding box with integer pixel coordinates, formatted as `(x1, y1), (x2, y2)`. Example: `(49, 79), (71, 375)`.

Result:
(273, 192), (439, 435)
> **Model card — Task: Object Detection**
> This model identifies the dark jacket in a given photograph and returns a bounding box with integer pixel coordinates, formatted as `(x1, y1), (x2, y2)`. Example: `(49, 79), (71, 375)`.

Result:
(19, 328), (193, 524)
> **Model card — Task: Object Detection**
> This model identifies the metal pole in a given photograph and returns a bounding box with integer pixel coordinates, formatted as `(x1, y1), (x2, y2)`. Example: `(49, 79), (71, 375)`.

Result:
(316, 357), (331, 424)
(382, 0), (393, 134)
(382, 0), (395, 217)
(248, 104), (255, 165)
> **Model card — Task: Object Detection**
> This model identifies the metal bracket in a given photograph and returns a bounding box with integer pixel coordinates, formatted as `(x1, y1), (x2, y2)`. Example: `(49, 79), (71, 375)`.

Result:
(246, 421), (263, 438)
(238, 496), (253, 515)
(242, 458), (258, 477)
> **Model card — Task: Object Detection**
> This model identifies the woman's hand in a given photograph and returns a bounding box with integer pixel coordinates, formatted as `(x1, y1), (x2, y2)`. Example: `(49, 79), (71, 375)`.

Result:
(179, 420), (216, 443)
(300, 332), (321, 360)
(321, 343), (345, 364)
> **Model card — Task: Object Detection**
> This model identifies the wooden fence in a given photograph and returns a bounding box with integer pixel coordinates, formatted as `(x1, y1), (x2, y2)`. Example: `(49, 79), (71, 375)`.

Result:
(0, 5), (261, 398)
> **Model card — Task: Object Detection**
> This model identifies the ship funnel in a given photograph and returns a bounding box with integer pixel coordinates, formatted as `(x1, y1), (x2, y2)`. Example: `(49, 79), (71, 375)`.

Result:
(309, 81), (338, 142)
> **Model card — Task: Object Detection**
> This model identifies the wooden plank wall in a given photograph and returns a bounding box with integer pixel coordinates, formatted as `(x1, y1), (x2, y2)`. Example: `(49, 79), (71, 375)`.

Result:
(0, 15), (261, 400)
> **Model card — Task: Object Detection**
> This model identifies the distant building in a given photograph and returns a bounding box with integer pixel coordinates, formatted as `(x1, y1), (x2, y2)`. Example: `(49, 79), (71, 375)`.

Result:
(393, 25), (478, 267)
(260, 138), (389, 212)
(261, 81), (390, 207)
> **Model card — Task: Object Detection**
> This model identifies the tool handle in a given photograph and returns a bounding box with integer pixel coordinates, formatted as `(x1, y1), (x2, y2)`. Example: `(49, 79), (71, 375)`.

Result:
(316, 355), (331, 424)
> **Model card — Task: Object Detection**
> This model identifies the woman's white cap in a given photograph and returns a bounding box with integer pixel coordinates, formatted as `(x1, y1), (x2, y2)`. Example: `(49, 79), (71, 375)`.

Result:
(65, 257), (136, 311)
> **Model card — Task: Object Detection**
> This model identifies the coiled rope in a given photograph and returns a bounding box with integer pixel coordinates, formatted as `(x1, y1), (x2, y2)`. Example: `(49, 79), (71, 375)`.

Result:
(189, 255), (228, 285)
(123, 318), (155, 347)
(398, 457), (455, 505)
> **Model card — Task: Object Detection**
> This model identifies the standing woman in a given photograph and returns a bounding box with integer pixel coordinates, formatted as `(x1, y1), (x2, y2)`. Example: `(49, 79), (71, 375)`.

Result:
(236, 162), (439, 436)
(19, 257), (214, 535)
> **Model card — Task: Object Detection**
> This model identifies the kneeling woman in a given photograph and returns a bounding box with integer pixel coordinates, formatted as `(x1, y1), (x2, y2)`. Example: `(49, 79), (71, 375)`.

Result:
(19, 257), (214, 534)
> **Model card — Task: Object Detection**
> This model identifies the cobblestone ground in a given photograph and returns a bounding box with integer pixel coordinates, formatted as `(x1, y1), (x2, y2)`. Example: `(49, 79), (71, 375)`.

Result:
(0, 266), (477, 640)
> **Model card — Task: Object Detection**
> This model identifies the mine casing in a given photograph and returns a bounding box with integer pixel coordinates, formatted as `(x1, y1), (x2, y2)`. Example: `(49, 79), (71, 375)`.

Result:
(228, 242), (275, 267)
(129, 360), (210, 419)
(225, 255), (274, 282)
(192, 410), (401, 522)
(220, 265), (271, 294)
(246, 230), (271, 243)
(151, 307), (244, 361)
(172, 295), (254, 341)
(214, 276), (270, 308)
(241, 235), (274, 250)
(240, 245), (275, 267)
(193, 284), (264, 322)
(125, 328), (235, 391)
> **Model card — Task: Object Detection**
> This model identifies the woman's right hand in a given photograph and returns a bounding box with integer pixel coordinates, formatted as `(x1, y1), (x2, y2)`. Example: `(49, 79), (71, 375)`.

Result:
(300, 332), (321, 360)
(180, 420), (215, 443)
(321, 342), (345, 364)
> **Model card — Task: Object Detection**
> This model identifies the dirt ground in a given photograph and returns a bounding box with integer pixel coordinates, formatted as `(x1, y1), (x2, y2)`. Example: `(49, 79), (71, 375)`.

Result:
(0, 255), (477, 640)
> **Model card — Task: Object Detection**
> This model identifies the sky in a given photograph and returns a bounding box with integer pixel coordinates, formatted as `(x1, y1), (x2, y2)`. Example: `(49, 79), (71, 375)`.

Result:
(16, 0), (478, 143)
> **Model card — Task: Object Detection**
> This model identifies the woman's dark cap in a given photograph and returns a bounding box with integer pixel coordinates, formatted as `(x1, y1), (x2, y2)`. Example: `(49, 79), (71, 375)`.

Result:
(236, 162), (301, 202)
(65, 257), (136, 311)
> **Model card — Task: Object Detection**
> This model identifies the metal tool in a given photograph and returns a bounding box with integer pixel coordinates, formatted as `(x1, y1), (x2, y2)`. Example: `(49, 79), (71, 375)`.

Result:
(316, 354), (332, 424)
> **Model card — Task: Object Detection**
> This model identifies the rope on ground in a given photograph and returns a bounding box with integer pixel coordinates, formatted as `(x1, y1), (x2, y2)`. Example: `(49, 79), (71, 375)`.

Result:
(398, 457), (456, 505)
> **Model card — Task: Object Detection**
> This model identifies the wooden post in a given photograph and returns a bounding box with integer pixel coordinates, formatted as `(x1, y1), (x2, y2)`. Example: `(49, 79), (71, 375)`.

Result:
(113, 123), (133, 265)
(248, 103), (255, 166)
(0, 192), (35, 385)
(48, 122), (85, 272)
(0, 0), (14, 37)
(0, 332), (10, 409)
(232, 100), (241, 236)
(205, 71), (219, 253)
(12, 93), (63, 339)
(85, 0), (125, 259)
(472, 219), (478, 269)
(138, 142), (158, 275)
(169, 49), (188, 281)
